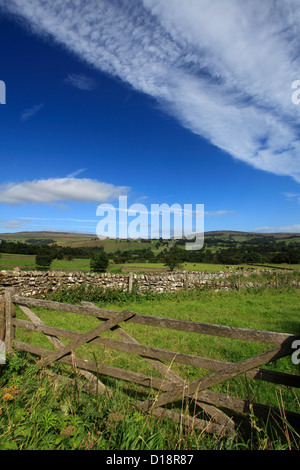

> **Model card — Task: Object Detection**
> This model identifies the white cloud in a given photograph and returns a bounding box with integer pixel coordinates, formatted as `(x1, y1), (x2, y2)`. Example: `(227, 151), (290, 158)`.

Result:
(3, 0), (300, 182)
(205, 210), (236, 216)
(253, 224), (300, 233)
(282, 192), (300, 203)
(18, 216), (98, 223)
(64, 73), (97, 90)
(0, 177), (129, 205)
(1, 219), (24, 229)
(66, 168), (87, 178)
(20, 102), (44, 121)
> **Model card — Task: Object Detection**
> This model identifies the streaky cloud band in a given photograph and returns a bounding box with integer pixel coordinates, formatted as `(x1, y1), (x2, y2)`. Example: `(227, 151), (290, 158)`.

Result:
(2, 0), (300, 182)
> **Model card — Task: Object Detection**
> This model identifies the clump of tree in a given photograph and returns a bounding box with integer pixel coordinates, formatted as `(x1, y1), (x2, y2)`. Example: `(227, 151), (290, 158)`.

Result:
(25, 238), (56, 245)
(163, 247), (184, 271)
(35, 246), (54, 270)
(90, 249), (109, 273)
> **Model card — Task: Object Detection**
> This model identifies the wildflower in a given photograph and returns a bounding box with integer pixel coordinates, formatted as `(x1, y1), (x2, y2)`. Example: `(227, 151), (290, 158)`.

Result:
(2, 393), (14, 401)
(60, 425), (75, 436)
(2, 384), (19, 398)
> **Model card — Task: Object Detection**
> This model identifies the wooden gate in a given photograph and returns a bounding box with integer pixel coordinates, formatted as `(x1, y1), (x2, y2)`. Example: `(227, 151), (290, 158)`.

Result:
(2, 288), (300, 438)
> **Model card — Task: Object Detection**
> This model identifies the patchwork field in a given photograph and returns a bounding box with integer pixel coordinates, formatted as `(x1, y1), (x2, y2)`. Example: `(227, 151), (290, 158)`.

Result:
(1, 252), (300, 274)
(1, 229), (300, 248)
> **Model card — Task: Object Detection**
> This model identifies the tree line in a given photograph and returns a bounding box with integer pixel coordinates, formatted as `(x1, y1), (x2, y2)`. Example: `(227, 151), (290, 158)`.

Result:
(0, 238), (299, 272)
(112, 242), (300, 266)
(0, 240), (105, 259)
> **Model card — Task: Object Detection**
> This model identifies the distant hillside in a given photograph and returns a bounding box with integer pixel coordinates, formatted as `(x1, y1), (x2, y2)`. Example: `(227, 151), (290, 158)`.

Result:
(0, 231), (100, 247)
(0, 231), (172, 252)
(0, 230), (299, 249)
(205, 230), (300, 239)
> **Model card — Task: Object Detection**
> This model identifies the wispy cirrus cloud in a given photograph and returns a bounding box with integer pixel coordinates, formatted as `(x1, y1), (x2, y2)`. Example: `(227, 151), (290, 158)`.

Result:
(205, 210), (236, 216)
(66, 168), (87, 178)
(18, 216), (98, 223)
(1, 219), (25, 229)
(282, 192), (300, 203)
(64, 73), (97, 91)
(20, 102), (44, 121)
(2, 0), (300, 182)
(253, 224), (300, 233)
(0, 177), (129, 205)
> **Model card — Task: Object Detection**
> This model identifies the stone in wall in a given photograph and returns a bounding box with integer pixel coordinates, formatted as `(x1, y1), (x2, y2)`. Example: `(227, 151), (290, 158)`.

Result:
(0, 267), (297, 297)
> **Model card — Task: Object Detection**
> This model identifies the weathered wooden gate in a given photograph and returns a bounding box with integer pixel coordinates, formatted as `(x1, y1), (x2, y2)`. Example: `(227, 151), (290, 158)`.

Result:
(2, 288), (300, 437)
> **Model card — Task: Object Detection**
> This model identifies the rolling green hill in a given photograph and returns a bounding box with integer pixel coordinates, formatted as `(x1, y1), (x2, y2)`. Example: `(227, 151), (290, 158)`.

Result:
(1, 230), (299, 249)
(0, 231), (164, 251)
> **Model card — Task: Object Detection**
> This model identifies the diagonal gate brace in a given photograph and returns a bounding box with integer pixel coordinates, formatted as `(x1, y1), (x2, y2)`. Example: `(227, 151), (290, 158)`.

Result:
(81, 301), (184, 385)
(39, 310), (134, 367)
(140, 343), (292, 412)
(18, 304), (107, 392)
(82, 302), (235, 433)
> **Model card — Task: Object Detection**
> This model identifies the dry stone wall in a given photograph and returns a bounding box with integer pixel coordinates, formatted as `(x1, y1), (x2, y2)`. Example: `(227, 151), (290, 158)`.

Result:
(0, 267), (281, 297)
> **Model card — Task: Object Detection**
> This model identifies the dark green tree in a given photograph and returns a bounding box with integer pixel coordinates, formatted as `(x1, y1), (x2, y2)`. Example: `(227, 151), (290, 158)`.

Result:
(35, 246), (54, 270)
(90, 250), (109, 273)
(164, 252), (182, 271)
(244, 252), (263, 264)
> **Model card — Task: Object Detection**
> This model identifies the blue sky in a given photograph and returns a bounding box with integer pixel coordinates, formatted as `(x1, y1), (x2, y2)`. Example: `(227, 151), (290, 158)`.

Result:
(0, 0), (300, 238)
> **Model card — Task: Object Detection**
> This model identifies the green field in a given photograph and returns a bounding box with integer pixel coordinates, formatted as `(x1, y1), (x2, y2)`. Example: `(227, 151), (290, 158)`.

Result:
(121, 261), (300, 273)
(16, 286), (299, 382)
(1, 252), (300, 274)
(1, 284), (298, 450)
(0, 253), (91, 271)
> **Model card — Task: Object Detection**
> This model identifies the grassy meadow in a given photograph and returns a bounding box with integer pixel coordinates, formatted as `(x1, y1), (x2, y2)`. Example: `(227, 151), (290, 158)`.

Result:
(14, 285), (300, 394)
(0, 253), (91, 272)
(1, 282), (299, 450)
(1, 252), (231, 272)
(1, 252), (300, 274)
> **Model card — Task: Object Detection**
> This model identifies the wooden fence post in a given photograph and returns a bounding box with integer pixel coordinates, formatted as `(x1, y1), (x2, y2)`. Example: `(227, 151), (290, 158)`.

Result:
(185, 271), (189, 292)
(4, 288), (16, 353)
(128, 272), (133, 293)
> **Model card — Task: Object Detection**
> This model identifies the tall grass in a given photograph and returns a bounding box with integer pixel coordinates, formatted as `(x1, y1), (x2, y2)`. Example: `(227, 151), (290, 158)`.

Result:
(1, 351), (299, 450)
(1, 282), (299, 450)
(1, 350), (299, 450)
